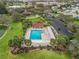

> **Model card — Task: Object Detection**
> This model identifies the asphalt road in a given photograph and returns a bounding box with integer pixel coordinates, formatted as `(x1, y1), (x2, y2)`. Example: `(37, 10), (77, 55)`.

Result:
(43, 13), (72, 36)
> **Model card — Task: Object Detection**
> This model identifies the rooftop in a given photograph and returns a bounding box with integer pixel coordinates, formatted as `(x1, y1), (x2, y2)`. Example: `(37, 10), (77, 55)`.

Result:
(32, 23), (46, 27)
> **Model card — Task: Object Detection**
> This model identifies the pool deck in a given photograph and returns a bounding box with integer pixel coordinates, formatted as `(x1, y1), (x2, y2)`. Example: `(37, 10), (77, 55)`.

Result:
(25, 26), (55, 46)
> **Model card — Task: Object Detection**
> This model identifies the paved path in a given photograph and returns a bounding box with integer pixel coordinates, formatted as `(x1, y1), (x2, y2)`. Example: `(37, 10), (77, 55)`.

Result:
(50, 26), (58, 36)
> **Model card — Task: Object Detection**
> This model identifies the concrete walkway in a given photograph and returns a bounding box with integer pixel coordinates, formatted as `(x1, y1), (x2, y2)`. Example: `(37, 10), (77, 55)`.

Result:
(50, 26), (58, 36)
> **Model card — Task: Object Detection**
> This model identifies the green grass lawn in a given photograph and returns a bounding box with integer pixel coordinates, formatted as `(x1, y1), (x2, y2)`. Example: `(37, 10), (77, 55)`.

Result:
(0, 22), (71, 59)
(26, 15), (48, 24)
(73, 21), (79, 26)
(0, 22), (23, 59)
(15, 50), (71, 59)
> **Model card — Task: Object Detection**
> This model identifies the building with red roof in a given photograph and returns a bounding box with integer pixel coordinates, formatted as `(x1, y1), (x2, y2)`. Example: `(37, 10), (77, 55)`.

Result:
(32, 23), (45, 27)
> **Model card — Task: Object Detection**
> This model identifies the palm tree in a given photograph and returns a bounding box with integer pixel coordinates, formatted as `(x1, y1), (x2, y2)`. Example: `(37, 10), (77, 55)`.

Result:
(68, 31), (79, 58)
(56, 34), (69, 46)
(50, 34), (70, 51)
(76, 11), (79, 15)
(25, 39), (32, 47)
(8, 36), (23, 54)
(12, 12), (24, 22)
(50, 39), (58, 49)
(0, 1), (8, 14)
(69, 38), (79, 59)
(8, 36), (22, 48)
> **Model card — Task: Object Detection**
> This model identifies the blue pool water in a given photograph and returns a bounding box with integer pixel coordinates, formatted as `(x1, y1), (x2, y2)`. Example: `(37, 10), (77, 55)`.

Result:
(30, 30), (43, 40)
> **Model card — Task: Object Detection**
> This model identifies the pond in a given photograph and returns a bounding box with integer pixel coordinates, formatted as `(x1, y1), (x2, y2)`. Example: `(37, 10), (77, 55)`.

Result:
(0, 25), (7, 37)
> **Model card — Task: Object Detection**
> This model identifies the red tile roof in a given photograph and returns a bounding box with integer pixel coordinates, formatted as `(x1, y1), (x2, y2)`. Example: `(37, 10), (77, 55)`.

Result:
(32, 23), (45, 27)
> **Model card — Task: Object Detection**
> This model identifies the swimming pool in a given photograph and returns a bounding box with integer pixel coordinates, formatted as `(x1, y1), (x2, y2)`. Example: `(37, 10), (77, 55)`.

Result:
(30, 30), (43, 40)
